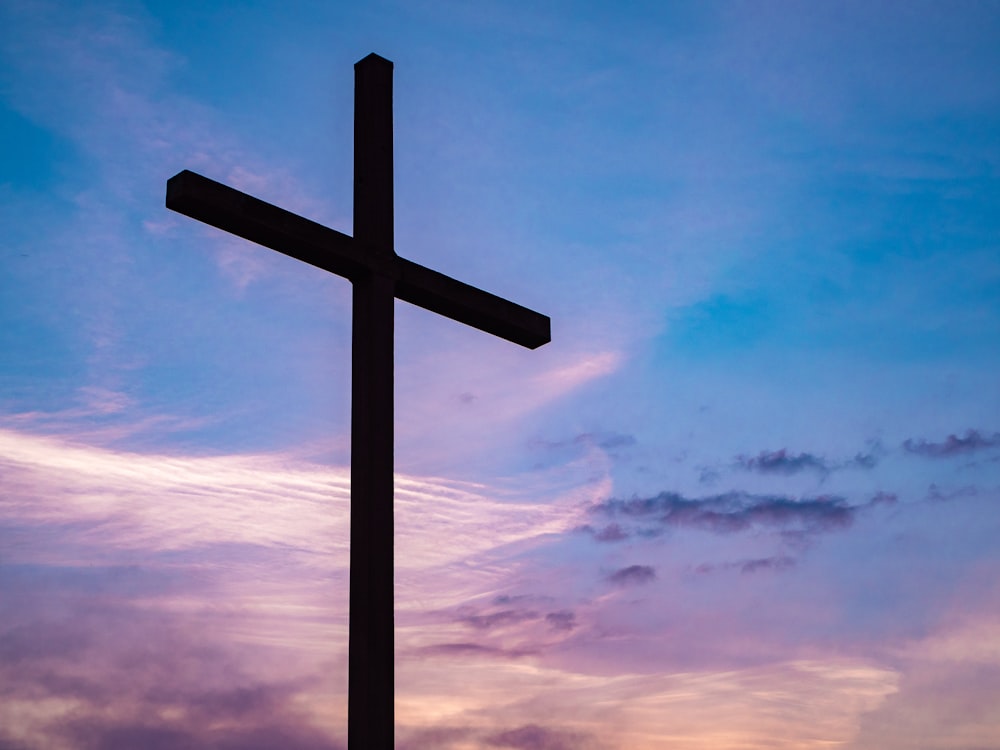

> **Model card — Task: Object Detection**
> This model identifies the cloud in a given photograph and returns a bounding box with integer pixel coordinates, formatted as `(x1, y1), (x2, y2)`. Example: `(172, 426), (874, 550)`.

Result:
(740, 556), (794, 574)
(485, 724), (598, 750)
(574, 522), (629, 542)
(397, 726), (476, 750)
(903, 429), (1000, 458)
(591, 490), (861, 536)
(926, 484), (979, 502)
(534, 432), (636, 453)
(0, 425), (591, 748)
(493, 594), (553, 607)
(396, 723), (602, 750)
(846, 450), (880, 470)
(737, 449), (830, 476)
(694, 556), (796, 575)
(0, 596), (344, 750)
(735, 445), (882, 476)
(54, 721), (343, 750)
(607, 565), (656, 587)
(849, 608), (1000, 750)
(869, 491), (898, 506)
(395, 657), (899, 750)
(417, 643), (537, 660)
(545, 611), (576, 631)
(0, 425), (581, 582)
(75, 385), (133, 415)
(457, 609), (540, 631)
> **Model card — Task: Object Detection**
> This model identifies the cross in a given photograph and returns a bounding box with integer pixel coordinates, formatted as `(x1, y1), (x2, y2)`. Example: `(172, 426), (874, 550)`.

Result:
(165, 53), (550, 749)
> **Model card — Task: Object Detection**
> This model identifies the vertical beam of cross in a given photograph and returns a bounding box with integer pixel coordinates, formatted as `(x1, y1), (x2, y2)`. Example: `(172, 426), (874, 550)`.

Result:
(349, 54), (395, 750)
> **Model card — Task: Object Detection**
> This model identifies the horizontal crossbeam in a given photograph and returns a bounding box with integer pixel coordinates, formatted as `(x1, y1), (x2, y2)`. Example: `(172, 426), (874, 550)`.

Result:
(167, 170), (550, 349)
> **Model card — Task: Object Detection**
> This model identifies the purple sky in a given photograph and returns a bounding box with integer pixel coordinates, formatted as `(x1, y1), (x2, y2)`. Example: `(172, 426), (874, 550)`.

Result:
(2, 1), (1000, 748)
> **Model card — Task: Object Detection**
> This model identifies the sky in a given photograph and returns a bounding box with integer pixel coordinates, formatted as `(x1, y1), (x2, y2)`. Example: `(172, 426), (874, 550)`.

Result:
(1, 1), (999, 748)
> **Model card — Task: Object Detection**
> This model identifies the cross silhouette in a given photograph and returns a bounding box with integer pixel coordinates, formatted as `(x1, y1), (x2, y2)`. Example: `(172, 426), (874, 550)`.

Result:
(165, 53), (550, 749)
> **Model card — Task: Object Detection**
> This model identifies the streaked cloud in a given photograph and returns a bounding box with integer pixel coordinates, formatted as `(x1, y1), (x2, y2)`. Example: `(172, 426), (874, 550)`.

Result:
(0, 424), (586, 747)
(394, 655), (899, 750)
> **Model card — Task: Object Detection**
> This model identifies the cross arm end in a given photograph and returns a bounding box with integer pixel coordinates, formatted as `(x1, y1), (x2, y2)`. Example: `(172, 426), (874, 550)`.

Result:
(166, 170), (369, 281)
(396, 258), (551, 349)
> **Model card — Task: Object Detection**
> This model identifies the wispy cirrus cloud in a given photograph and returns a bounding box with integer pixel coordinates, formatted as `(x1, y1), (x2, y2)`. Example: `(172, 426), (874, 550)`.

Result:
(0, 424), (586, 748)
(1, 425), (961, 749)
(393, 656), (899, 750)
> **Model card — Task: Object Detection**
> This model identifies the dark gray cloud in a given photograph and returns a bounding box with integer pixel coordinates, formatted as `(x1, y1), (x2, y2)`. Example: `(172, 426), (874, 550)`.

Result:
(927, 484), (979, 502)
(54, 720), (343, 750)
(731, 443), (882, 477)
(453, 604), (576, 634)
(593, 432), (637, 451)
(545, 610), (576, 631)
(575, 522), (630, 542)
(737, 449), (830, 475)
(607, 565), (656, 587)
(0, 733), (32, 750)
(399, 723), (602, 750)
(740, 556), (795, 574)
(486, 723), (598, 750)
(694, 556), (796, 575)
(0, 620), (90, 667)
(846, 450), (880, 470)
(492, 594), (553, 607)
(532, 432), (636, 453)
(594, 522), (628, 541)
(903, 429), (1000, 457)
(698, 466), (721, 484)
(457, 609), (540, 631)
(870, 491), (898, 506)
(397, 726), (476, 750)
(591, 491), (859, 535)
(418, 642), (537, 659)
(0, 571), (342, 750)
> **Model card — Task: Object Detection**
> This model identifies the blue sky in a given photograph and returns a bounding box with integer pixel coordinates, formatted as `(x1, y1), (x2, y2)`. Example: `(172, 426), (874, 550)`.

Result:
(2, 1), (1000, 748)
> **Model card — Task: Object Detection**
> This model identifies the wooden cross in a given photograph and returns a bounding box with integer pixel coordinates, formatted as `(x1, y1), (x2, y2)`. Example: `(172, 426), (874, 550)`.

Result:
(165, 53), (550, 750)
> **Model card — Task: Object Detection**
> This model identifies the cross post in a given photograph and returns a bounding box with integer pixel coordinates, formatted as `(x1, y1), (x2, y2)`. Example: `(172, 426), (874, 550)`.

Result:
(165, 53), (550, 749)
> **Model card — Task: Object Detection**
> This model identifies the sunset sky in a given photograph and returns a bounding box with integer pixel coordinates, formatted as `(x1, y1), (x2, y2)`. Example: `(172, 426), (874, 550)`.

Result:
(2, 1), (1000, 748)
